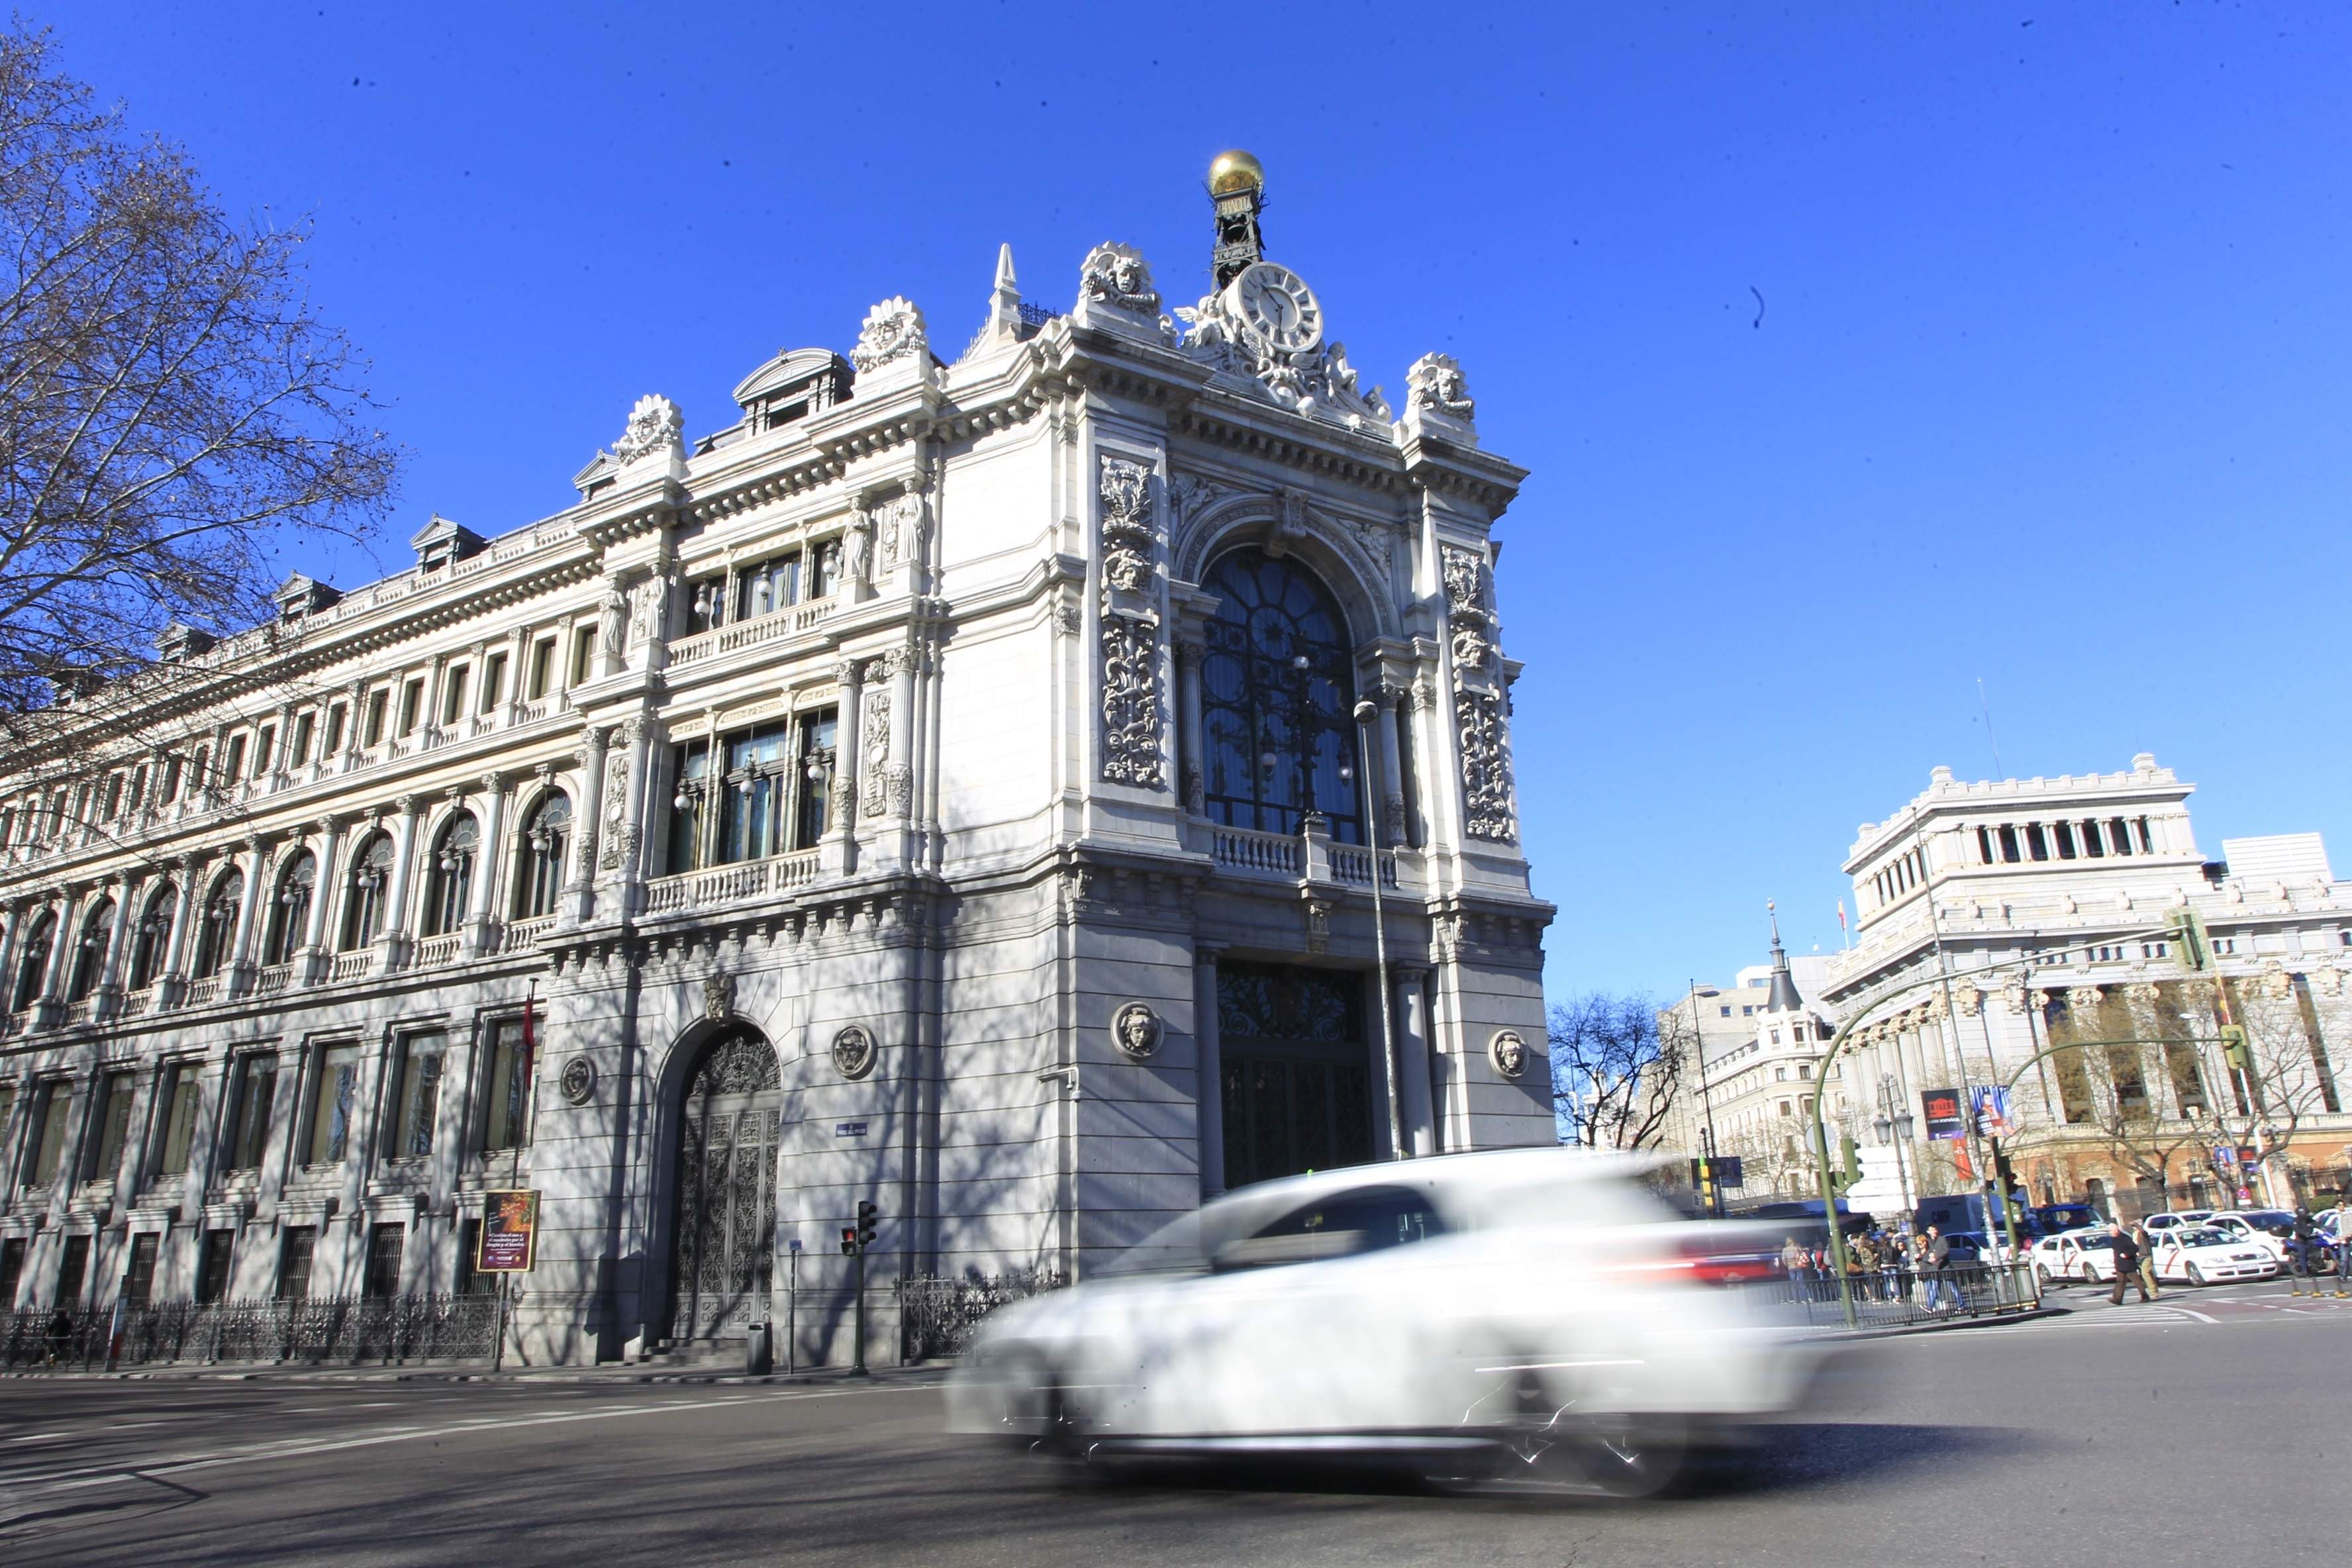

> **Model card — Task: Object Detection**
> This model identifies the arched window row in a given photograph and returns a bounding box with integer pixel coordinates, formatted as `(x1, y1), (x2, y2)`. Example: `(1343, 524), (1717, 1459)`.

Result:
(0, 789), (577, 1004)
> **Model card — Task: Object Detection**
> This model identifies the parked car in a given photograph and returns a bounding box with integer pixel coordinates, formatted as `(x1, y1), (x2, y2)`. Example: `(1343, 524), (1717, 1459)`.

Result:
(944, 1147), (1830, 1497)
(2149, 1228), (2280, 1287)
(2030, 1228), (2115, 1284)
(2141, 1210), (2216, 1238)
(2202, 1210), (2295, 1261)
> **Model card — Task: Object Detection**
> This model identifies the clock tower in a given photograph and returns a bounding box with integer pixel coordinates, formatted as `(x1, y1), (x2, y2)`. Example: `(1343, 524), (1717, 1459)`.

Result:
(1208, 148), (1267, 287)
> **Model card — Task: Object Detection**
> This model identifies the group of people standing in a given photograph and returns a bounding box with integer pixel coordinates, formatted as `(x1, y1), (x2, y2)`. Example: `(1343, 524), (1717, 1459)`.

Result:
(1778, 1224), (1972, 1312)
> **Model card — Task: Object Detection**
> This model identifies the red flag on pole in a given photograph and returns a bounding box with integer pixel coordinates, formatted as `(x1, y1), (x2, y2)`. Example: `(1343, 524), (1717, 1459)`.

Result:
(1954, 1143), (1974, 1181)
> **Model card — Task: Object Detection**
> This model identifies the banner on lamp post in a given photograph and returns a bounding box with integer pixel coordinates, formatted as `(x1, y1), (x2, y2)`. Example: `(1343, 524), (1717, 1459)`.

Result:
(1969, 1085), (2016, 1138)
(1920, 1087), (1967, 1142)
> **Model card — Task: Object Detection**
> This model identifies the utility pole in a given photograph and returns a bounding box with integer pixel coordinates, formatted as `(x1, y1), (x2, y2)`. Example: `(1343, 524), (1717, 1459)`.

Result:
(1688, 978), (1724, 1217)
(1351, 701), (1405, 1163)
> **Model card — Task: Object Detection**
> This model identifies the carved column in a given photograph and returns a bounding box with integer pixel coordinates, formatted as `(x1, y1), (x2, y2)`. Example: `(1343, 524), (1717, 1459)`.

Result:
(886, 649), (916, 820)
(93, 877), (136, 1017)
(225, 840), (268, 996)
(1395, 965), (1436, 1157)
(606, 718), (654, 905)
(1195, 949), (1224, 1200)
(1176, 637), (1207, 816)
(1372, 683), (1408, 848)
(1096, 456), (1168, 792)
(826, 659), (863, 877)
(376, 798), (422, 968)
(504, 623), (534, 719)
(467, 775), (510, 953)
(159, 859), (199, 1004)
(0, 899), (24, 1014)
(299, 819), (346, 983)
(565, 730), (609, 926)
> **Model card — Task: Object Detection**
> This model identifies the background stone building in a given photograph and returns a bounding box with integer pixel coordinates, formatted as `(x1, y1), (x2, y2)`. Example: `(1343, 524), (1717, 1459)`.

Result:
(1822, 756), (2352, 1220)
(0, 158), (1556, 1362)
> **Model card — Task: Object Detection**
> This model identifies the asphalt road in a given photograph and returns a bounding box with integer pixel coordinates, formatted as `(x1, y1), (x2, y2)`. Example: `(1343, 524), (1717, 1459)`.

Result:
(2, 1281), (2345, 1567)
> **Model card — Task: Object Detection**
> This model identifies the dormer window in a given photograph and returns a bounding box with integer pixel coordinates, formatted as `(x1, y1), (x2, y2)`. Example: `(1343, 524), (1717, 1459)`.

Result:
(409, 514), (485, 573)
(729, 348), (852, 436)
(272, 574), (340, 622)
(156, 624), (216, 663)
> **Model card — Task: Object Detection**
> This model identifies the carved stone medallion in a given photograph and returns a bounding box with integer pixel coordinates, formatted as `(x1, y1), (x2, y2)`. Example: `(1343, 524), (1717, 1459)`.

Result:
(832, 1024), (877, 1081)
(1111, 1001), (1162, 1061)
(558, 1055), (597, 1107)
(1489, 1028), (1529, 1080)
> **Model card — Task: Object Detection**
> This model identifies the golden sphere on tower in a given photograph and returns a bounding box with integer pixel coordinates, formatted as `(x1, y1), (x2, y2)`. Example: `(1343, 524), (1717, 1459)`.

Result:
(1208, 149), (1265, 196)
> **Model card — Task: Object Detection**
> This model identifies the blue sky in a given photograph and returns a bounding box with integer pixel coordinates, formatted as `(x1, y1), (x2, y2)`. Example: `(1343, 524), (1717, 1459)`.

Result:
(40, 3), (2351, 1003)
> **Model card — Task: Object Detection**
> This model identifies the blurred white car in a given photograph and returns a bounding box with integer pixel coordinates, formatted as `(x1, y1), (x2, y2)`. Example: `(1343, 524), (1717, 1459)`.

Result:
(2030, 1228), (2116, 1284)
(2141, 1211), (2215, 1238)
(2200, 1210), (2296, 1262)
(2151, 1228), (2280, 1286)
(944, 1148), (1828, 1496)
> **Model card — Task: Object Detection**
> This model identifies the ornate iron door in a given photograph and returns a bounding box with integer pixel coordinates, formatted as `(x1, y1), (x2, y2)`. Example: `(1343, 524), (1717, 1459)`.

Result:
(667, 1031), (781, 1340)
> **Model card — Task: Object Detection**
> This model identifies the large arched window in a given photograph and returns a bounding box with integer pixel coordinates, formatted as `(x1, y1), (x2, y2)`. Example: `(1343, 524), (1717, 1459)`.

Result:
(12, 909), (54, 1009)
(193, 872), (242, 979)
(341, 833), (395, 950)
(421, 812), (478, 937)
(129, 881), (178, 990)
(265, 851), (315, 965)
(514, 793), (571, 918)
(68, 898), (115, 1001)
(1200, 548), (1364, 842)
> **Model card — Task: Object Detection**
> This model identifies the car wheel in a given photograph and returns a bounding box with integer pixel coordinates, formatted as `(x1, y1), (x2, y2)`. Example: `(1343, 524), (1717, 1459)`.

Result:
(1579, 1414), (1689, 1499)
(2184, 1264), (2204, 1287)
(1470, 1353), (1686, 1500)
(996, 1352), (1088, 1459)
(2035, 1265), (2053, 1286)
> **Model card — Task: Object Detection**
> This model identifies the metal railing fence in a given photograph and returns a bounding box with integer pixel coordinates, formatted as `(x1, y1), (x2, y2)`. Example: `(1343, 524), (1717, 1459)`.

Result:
(897, 1269), (1065, 1363)
(1744, 1261), (2042, 1330)
(1, 1293), (501, 1371)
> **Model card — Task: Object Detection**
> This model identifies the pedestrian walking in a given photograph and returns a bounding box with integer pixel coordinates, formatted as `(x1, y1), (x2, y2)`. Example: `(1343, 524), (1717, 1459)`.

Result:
(43, 1304), (71, 1367)
(2288, 1206), (2318, 1295)
(2108, 1221), (2149, 1305)
(1924, 1225), (1957, 1312)
(2130, 1222), (2161, 1300)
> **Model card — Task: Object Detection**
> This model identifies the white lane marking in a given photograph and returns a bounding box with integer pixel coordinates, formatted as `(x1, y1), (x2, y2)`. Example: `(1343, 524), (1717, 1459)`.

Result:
(348, 1402), (399, 1409)
(3, 1384), (932, 1496)
(2173, 1306), (2219, 1323)
(5, 1432), (70, 1444)
(102, 1421), (168, 1431)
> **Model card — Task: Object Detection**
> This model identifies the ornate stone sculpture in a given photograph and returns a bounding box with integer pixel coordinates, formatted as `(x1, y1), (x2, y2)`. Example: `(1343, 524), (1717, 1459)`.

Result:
(612, 393), (684, 464)
(1404, 352), (1475, 423)
(598, 738), (630, 871)
(628, 575), (666, 648)
(1078, 242), (1161, 315)
(558, 1055), (597, 1106)
(702, 972), (734, 1022)
(1169, 273), (1391, 428)
(832, 1024), (877, 1080)
(1097, 456), (1166, 790)
(1440, 545), (1496, 677)
(850, 297), (927, 373)
(861, 685), (891, 816)
(1489, 1028), (1528, 1080)
(1111, 1001), (1161, 1060)
(1455, 687), (1518, 843)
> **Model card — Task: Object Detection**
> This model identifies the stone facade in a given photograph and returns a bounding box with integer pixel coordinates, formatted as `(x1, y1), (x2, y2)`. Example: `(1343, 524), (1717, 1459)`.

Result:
(0, 187), (1555, 1362)
(1821, 756), (2352, 1216)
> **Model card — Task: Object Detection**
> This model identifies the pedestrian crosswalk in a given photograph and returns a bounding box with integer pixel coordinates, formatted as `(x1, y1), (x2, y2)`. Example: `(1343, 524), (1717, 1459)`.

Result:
(1949, 1293), (2352, 1337)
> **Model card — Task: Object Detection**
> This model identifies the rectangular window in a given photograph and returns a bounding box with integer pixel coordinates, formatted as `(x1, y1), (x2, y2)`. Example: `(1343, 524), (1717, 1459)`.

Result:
(2136, 817), (2154, 853)
(162, 756), (183, 801)
(2025, 823), (2049, 861)
(391, 1031), (446, 1160)
(253, 726), (275, 777)
(1797, 1063), (1812, 1079)
(104, 774), (124, 817)
(364, 690), (389, 747)
(322, 704), (347, 755)
(479, 1018), (530, 1152)
(89, 1069), (136, 1183)
(364, 1222), (405, 1298)
(2081, 818), (2104, 858)
(224, 734), (248, 783)
(795, 709), (837, 848)
(528, 638), (556, 700)
(156, 1062), (202, 1175)
(1998, 824), (2020, 863)
(123, 1232), (159, 1306)
(481, 652), (507, 712)
(291, 712), (315, 766)
(440, 666), (469, 724)
(808, 540), (839, 601)
(689, 573), (729, 634)
(454, 1218), (485, 1297)
(195, 1229), (234, 1304)
(1718, 1005), (1732, 1018)
(29, 1082), (73, 1186)
(54, 1233), (90, 1308)
(1976, 826), (1994, 863)
(1777, 1101), (1792, 1117)
(569, 626), (596, 687)
(398, 679), (424, 737)
(2054, 822), (2077, 859)
(305, 1044), (360, 1166)
(0, 1237), (24, 1310)
(224, 1055), (278, 1171)
(277, 1226), (316, 1300)
(0, 1085), (13, 1160)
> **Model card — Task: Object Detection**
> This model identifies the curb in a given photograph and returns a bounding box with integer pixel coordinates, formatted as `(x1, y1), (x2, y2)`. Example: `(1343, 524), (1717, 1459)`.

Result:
(3, 1363), (955, 1387)
(1832, 1305), (2067, 1341)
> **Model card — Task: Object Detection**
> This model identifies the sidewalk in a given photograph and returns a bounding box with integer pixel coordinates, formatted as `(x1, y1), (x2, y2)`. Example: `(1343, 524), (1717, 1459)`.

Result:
(2, 1357), (956, 1388)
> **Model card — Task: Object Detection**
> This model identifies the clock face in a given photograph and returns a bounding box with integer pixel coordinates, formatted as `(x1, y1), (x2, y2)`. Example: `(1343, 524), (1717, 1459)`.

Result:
(1224, 262), (1323, 355)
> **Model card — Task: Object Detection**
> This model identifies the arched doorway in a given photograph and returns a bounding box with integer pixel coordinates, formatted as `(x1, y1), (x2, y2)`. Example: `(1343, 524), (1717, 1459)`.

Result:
(666, 1027), (781, 1340)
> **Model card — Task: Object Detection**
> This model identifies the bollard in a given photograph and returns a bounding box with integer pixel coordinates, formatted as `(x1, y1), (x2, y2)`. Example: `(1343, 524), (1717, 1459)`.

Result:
(744, 1322), (772, 1377)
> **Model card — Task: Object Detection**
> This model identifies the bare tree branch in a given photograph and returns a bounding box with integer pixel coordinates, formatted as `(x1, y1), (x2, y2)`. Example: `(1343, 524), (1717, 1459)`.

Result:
(1547, 993), (1688, 1150)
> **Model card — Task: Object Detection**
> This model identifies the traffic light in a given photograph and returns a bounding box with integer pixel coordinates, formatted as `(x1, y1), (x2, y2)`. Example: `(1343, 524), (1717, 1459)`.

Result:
(838, 1226), (857, 1256)
(1824, 1133), (1861, 1198)
(2167, 908), (2210, 973)
(2220, 1024), (2249, 1071)
(856, 1200), (879, 1251)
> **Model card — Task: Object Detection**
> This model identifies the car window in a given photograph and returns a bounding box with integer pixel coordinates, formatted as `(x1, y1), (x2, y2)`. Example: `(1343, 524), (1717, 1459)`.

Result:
(1211, 1185), (1447, 1272)
(2177, 1229), (2233, 1247)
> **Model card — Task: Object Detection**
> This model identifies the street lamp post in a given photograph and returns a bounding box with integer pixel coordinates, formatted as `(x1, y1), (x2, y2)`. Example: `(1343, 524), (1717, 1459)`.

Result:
(1687, 979), (1724, 1217)
(1348, 700), (1405, 1163)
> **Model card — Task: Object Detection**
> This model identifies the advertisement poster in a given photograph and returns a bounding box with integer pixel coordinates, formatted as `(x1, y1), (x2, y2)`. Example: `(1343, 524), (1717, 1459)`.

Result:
(1920, 1087), (1967, 1142)
(479, 1189), (540, 1273)
(1969, 1085), (2016, 1138)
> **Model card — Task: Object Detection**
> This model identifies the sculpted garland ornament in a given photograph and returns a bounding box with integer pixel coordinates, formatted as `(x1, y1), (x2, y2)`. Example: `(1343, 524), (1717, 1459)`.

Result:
(1097, 456), (1167, 789)
(850, 297), (926, 373)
